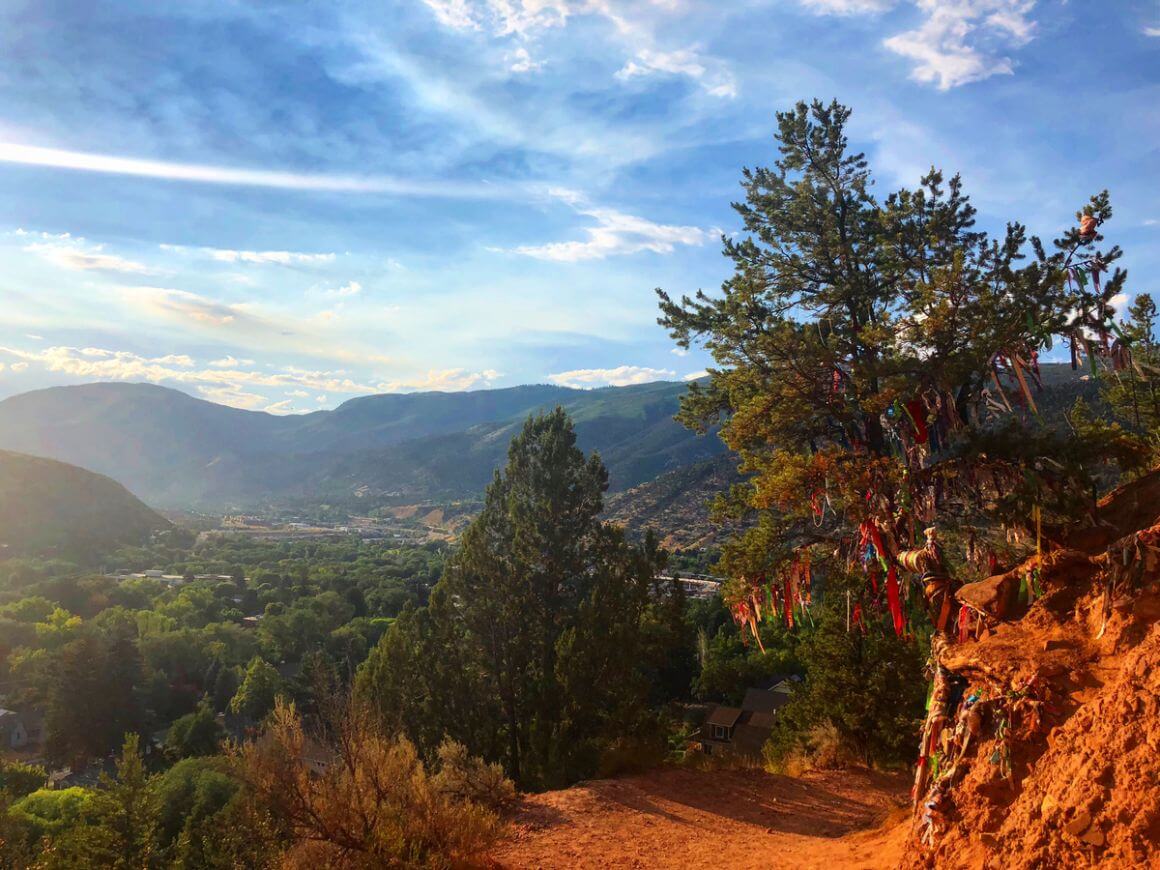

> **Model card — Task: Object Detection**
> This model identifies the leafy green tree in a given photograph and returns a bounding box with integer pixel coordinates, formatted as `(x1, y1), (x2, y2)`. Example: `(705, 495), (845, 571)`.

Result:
(147, 756), (273, 868)
(359, 409), (668, 788)
(0, 760), (46, 799)
(166, 703), (225, 759)
(229, 656), (284, 722)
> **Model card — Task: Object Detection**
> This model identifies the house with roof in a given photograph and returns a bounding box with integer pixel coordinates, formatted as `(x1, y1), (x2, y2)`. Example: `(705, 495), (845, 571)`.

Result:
(0, 708), (43, 751)
(698, 676), (801, 759)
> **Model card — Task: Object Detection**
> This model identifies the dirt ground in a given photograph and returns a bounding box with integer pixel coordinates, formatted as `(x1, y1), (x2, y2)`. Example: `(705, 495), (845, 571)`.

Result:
(491, 766), (911, 869)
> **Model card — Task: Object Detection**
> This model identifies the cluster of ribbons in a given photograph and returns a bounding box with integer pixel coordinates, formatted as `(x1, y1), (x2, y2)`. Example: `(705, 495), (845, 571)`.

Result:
(730, 554), (814, 648)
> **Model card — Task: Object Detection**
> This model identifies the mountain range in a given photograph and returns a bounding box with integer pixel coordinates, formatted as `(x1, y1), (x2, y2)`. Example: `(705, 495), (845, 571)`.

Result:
(0, 380), (725, 512)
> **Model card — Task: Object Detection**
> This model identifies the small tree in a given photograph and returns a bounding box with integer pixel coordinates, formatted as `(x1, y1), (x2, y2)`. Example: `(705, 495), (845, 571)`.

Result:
(229, 656), (284, 722)
(166, 702), (225, 759)
(1105, 292), (1160, 435)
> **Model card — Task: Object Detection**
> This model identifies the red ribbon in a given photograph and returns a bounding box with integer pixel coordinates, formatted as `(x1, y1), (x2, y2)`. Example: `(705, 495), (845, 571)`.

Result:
(886, 566), (904, 637)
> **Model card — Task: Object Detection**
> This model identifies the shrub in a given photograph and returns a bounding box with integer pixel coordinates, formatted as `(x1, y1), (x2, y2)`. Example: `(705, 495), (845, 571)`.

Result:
(234, 699), (507, 868)
(432, 739), (515, 811)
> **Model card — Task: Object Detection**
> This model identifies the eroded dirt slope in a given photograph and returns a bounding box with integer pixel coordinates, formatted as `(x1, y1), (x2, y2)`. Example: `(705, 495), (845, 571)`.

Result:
(905, 470), (1160, 869)
(492, 767), (910, 869)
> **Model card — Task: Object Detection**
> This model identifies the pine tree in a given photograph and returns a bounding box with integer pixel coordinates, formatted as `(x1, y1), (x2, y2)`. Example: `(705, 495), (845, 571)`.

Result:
(1105, 292), (1160, 434)
(658, 98), (1145, 601)
(358, 409), (667, 788)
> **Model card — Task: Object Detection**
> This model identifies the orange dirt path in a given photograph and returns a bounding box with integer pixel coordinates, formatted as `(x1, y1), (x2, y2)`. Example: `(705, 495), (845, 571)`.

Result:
(491, 766), (911, 869)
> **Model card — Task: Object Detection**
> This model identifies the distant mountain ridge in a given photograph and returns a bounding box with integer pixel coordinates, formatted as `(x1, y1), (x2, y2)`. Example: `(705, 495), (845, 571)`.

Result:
(0, 449), (170, 558)
(0, 380), (726, 510)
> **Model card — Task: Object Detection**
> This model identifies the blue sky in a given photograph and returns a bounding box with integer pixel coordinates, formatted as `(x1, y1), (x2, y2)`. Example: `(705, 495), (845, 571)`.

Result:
(0, 0), (1157, 412)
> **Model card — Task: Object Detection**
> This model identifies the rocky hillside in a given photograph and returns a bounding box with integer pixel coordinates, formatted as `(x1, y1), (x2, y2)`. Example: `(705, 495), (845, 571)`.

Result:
(0, 449), (170, 559)
(906, 469), (1160, 868)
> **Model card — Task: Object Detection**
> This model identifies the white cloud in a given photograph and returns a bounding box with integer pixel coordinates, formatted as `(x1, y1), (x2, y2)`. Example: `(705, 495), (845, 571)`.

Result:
(9, 362), (29, 373)
(209, 355), (255, 367)
(423, 0), (480, 29)
(23, 237), (156, 275)
(670, 347), (689, 357)
(507, 47), (544, 73)
(323, 280), (362, 298)
(1144, 219), (1158, 227)
(205, 248), (335, 265)
(508, 188), (714, 261)
(1145, 26), (1160, 37)
(315, 394), (329, 403)
(286, 389), (311, 398)
(616, 47), (736, 98)
(682, 369), (707, 381)
(546, 365), (675, 388)
(379, 368), (502, 392)
(263, 399), (297, 414)
(882, 0), (1038, 90)
(800, 0), (1038, 89)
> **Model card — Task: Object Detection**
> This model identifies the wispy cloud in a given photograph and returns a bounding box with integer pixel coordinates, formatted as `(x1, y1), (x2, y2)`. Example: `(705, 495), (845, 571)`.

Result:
(1145, 26), (1160, 37)
(616, 47), (736, 98)
(18, 231), (157, 275)
(0, 142), (515, 198)
(128, 287), (255, 328)
(546, 364), (675, 388)
(419, 0), (733, 95)
(507, 188), (714, 261)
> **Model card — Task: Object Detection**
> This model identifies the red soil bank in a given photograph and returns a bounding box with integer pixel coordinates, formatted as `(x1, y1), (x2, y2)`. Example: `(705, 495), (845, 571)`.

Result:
(904, 470), (1160, 868)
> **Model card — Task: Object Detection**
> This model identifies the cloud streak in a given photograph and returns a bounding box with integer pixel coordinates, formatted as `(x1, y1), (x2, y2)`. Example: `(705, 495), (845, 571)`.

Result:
(0, 142), (516, 199)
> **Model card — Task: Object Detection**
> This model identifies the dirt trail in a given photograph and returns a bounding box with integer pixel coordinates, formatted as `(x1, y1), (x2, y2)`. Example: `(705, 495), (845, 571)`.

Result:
(492, 767), (910, 869)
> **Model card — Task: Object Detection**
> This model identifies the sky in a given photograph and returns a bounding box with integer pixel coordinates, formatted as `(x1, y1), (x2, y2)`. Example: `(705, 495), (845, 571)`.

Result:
(0, 0), (1157, 413)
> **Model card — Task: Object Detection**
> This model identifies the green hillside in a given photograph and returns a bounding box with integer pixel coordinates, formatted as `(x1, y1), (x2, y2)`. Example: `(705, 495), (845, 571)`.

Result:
(0, 449), (170, 559)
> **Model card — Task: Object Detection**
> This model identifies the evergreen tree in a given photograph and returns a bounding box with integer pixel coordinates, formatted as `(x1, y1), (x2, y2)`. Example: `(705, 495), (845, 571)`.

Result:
(45, 631), (143, 766)
(657, 99), (1147, 764)
(658, 98), (1145, 598)
(358, 409), (667, 788)
(1105, 292), (1160, 434)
